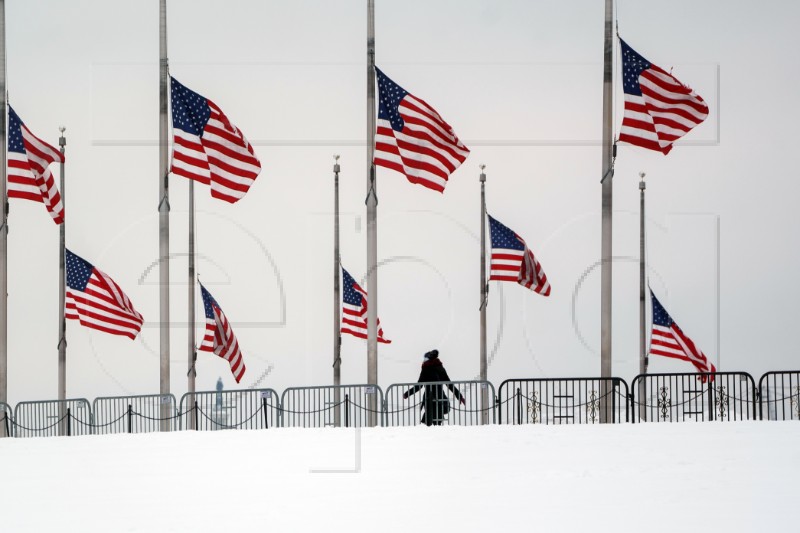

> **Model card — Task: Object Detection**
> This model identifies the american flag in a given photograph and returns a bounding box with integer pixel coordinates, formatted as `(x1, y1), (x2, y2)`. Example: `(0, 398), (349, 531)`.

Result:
(170, 77), (261, 203)
(374, 67), (469, 193)
(650, 290), (716, 380)
(199, 283), (246, 383)
(488, 215), (550, 296)
(65, 250), (143, 339)
(7, 106), (65, 224)
(340, 267), (390, 343)
(618, 39), (709, 155)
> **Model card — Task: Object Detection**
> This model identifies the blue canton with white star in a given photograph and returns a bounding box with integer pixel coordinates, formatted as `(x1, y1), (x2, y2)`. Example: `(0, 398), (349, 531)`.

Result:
(341, 268), (363, 306)
(171, 77), (211, 137)
(376, 67), (409, 132)
(650, 290), (674, 328)
(200, 284), (218, 320)
(8, 107), (26, 155)
(65, 249), (95, 292)
(488, 215), (524, 251)
(620, 39), (651, 97)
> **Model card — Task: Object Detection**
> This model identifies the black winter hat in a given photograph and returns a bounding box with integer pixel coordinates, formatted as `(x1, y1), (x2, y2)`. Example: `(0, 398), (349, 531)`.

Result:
(424, 349), (439, 360)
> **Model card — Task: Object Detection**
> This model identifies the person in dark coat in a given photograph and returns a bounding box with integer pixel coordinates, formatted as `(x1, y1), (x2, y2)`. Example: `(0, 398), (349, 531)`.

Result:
(402, 349), (464, 426)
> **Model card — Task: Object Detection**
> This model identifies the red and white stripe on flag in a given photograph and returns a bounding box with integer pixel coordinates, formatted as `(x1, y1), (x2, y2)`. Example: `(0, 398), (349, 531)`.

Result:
(172, 102), (261, 203)
(490, 247), (551, 297)
(375, 94), (470, 193)
(65, 269), (144, 340)
(649, 290), (715, 380)
(340, 267), (391, 344)
(341, 295), (391, 345)
(488, 215), (551, 297)
(651, 324), (716, 374)
(374, 68), (469, 193)
(618, 39), (709, 155)
(518, 246), (551, 296)
(8, 110), (65, 224)
(200, 303), (246, 383)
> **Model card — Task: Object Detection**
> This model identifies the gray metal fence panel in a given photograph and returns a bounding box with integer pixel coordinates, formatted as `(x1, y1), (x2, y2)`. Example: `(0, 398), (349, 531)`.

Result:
(13, 399), (93, 437)
(497, 378), (629, 424)
(630, 372), (757, 422)
(280, 385), (384, 428)
(179, 389), (280, 431)
(92, 394), (177, 434)
(758, 371), (800, 421)
(1, 401), (12, 437)
(385, 381), (496, 426)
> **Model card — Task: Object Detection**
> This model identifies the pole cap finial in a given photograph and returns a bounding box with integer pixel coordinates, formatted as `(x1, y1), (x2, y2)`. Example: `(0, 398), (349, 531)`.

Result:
(333, 154), (340, 174)
(59, 126), (66, 147)
(639, 171), (646, 190)
(479, 164), (486, 183)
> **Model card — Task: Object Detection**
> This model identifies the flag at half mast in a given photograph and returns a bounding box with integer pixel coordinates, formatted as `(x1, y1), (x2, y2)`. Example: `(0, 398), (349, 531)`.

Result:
(170, 77), (261, 203)
(650, 290), (716, 380)
(619, 38), (709, 155)
(199, 283), (246, 383)
(488, 215), (551, 296)
(340, 267), (390, 343)
(65, 249), (144, 339)
(374, 67), (469, 193)
(7, 106), (64, 224)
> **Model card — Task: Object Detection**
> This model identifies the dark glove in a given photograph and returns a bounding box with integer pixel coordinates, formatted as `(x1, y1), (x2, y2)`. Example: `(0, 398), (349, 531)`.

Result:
(459, 397), (465, 406)
(403, 392), (409, 399)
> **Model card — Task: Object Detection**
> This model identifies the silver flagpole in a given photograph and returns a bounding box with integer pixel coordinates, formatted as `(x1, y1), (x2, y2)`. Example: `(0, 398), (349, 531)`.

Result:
(0, 0), (7, 424)
(58, 127), (66, 435)
(365, 0), (378, 427)
(158, 0), (171, 431)
(599, 0), (615, 423)
(333, 155), (341, 427)
(716, 217), (720, 372)
(638, 172), (647, 421)
(479, 166), (488, 425)
(187, 179), (195, 429)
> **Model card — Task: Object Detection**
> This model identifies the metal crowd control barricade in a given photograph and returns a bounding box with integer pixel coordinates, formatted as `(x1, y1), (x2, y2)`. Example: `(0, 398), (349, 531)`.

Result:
(13, 398), (93, 437)
(758, 371), (800, 421)
(497, 378), (629, 424)
(385, 380), (495, 427)
(630, 372), (757, 422)
(1, 401), (12, 437)
(179, 388), (280, 431)
(93, 394), (178, 434)
(280, 385), (384, 428)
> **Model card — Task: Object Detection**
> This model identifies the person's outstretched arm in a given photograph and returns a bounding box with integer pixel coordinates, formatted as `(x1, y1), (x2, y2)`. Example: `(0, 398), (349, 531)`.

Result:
(403, 370), (426, 398)
(441, 368), (465, 403)
(403, 383), (422, 398)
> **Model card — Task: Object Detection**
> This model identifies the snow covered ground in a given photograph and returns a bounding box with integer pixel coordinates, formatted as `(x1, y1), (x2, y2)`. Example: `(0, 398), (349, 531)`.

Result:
(1, 422), (797, 532)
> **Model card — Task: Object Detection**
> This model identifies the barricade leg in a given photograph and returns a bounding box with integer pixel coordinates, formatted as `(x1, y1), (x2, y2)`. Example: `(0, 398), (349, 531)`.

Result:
(708, 383), (715, 421)
(496, 396), (501, 424)
(345, 394), (350, 428)
(637, 379), (646, 422)
(611, 384), (617, 423)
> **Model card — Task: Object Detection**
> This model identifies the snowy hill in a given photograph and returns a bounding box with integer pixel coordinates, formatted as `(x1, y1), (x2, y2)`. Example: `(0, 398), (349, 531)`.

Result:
(1, 422), (797, 532)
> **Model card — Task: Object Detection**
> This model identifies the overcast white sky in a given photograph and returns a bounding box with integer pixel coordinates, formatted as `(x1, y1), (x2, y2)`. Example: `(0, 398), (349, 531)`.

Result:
(3, 0), (799, 404)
